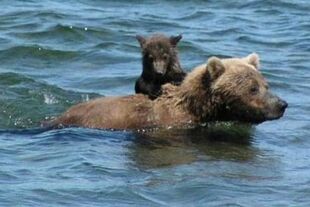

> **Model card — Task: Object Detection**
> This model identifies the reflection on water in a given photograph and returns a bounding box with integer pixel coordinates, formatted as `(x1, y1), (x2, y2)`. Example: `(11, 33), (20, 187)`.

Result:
(129, 123), (259, 169)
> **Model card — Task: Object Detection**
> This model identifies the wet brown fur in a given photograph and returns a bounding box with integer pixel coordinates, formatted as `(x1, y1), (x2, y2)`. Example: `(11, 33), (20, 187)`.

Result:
(53, 54), (287, 130)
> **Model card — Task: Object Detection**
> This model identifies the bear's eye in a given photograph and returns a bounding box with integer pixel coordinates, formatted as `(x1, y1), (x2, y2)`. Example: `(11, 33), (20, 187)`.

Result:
(250, 86), (259, 95)
(148, 55), (154, 61)
(163, 54), (169, 60)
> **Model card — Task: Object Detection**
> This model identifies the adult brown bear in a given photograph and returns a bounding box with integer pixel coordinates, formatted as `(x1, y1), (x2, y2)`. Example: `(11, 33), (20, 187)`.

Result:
(52, 53), (287, 130)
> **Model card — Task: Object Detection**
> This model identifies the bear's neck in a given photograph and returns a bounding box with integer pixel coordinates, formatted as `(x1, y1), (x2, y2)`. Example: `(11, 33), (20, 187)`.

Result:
(169, 68), (222, 123)
(177, 88), (220, 123)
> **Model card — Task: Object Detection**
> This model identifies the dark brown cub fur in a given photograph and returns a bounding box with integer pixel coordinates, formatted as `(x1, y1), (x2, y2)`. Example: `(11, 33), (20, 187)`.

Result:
(135, 34), (186, 99)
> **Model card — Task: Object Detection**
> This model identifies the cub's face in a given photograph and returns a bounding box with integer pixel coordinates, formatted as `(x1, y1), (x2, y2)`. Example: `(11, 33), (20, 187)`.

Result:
(209, 54), (287, 123)
(136, 34), (182, 77)
(143, 42), (171, 76)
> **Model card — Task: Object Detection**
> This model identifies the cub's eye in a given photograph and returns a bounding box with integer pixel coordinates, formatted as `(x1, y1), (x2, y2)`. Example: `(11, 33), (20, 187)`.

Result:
(163, 54), (169, 60)
(250, 86), (259, 95)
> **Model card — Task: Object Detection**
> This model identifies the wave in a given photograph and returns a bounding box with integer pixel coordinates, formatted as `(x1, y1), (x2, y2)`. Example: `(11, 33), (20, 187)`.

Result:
(0, 45), (79, 62)
(236, 35), (294, 48)
(0, 72), (99, 129)
(239, 0), (310, 12)
(11, 23), (113, 39)
(173, 10), (215, 21)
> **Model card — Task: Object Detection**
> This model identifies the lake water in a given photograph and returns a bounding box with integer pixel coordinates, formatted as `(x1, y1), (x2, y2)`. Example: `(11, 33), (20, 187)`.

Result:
(0, 0), (309, 206)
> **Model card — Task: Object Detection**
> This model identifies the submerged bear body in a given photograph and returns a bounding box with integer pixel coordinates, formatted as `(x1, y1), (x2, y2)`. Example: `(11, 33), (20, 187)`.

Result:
(55, 94), (194, 129)
(53, 54), (287, 130)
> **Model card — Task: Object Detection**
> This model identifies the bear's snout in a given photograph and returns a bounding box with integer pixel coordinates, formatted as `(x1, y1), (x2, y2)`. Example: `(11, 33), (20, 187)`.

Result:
(153, 61), (167, 76)
(263, 93), (287, 121)
(277, 99), (288, 113)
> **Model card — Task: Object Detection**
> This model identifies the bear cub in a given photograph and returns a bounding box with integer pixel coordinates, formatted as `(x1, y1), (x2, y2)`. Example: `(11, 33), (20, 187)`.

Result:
(135, 34), (186, 99)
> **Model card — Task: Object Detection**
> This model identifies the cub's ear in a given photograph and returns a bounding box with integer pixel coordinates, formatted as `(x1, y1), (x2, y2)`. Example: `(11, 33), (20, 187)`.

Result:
(170, 34), (182, 47)
(136, 35), (146, 48)
(245, 53), (260, 69)
(207, 57), (225, 81)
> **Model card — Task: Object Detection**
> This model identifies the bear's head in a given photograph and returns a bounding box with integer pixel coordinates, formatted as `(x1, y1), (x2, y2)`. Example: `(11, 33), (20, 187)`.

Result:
(209, 53), (287, 123)
(136, 34), (182, 78)
(182, 53), (287, 124)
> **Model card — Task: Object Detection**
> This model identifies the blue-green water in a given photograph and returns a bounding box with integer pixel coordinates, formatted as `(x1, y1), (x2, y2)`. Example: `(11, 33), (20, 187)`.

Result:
(0, 0), (309, 206)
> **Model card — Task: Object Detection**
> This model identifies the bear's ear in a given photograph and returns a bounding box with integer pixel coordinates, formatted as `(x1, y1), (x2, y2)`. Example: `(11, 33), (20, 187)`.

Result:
(136, 35), (146, 48)
(207, 57), (225, 81)
(245, 53), (260, 70)
(170, 34), (182, 47)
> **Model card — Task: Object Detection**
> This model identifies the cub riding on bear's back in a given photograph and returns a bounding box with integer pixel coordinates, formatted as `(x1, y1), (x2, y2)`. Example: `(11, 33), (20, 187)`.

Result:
(52, 53), (287, 130)
(135, 34), (186, 99)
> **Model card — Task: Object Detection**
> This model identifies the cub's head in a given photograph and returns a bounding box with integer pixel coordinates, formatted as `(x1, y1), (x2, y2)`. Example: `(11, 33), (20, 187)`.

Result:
(136, 34), (182, 77)
(192, 53), (287, 124)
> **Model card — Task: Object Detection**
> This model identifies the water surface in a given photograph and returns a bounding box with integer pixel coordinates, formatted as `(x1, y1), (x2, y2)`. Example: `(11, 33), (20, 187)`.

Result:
(0, 0), (309, 206)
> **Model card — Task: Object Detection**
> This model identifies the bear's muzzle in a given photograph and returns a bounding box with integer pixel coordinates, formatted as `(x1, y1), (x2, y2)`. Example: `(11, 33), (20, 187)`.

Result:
(263, 92), (288, 121)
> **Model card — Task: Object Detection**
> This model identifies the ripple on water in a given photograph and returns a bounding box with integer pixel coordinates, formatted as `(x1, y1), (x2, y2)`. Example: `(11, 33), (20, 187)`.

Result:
(0, 72), (99, 128)
(0, 0), (310, 206)
(0, 45), (79, 62)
